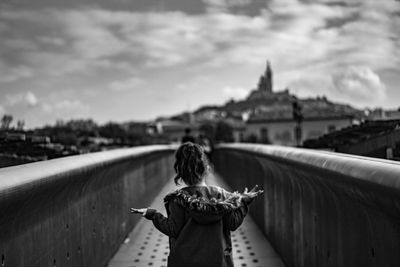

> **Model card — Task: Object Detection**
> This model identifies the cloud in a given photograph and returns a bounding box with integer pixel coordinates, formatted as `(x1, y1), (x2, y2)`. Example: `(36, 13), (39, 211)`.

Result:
(42, 99), (89, 113)
(0, 105), (5, 115)
(203, 0), (251, 6)
(331, 66), (386, 106)
(57, 10), (130, 60)
(1, 2), (398, 75)
(0, 8), (270, 73)
(5, 91), (38, 107)
(202, 0), (252, 12)
(25, 92), (38, 106)
(0, 8), (136, 78)
(0, 62), (33, 83)
(109, 77), (145, 92)
(53, 100), (87, 110)
(38, 36), (65, 46)
(174, 75), (213, 92)
(223, 86), (250, 100)
(0, 0), (399, 125)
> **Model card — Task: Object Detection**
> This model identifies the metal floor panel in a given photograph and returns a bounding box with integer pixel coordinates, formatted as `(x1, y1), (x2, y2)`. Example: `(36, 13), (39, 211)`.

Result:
(108, 173), (286, 267)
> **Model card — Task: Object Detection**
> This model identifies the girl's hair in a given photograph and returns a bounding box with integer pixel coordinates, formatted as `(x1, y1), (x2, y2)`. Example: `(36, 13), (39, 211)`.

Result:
(174, 142), (209, 186)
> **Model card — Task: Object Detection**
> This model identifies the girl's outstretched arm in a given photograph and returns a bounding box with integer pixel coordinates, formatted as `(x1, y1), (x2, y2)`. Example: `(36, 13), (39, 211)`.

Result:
(223, 204), (249, 231)
(131, 201), (185, 238)
(223, 185), (264, 231)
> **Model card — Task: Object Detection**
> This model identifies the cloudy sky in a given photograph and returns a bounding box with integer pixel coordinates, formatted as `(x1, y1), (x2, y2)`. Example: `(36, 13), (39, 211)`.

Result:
(0, 0), (399, 128)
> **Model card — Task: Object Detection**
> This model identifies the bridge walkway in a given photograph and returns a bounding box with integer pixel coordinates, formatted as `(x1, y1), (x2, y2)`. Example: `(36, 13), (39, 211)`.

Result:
(108, 173), (285, 267)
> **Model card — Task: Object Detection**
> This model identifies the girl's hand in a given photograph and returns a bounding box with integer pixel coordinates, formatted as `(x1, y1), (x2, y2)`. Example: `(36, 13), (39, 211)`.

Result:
(130, 208), (147, 215)
(242, 185), (264, 203)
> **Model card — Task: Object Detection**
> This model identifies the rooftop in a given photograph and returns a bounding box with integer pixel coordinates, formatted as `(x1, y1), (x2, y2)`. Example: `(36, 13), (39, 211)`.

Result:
(303, 120), (400, 149)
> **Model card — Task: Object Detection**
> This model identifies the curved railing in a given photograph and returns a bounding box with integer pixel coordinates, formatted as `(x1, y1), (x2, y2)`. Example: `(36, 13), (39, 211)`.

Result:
(213, 144), (400, 267)
(0, 145), (176, 267)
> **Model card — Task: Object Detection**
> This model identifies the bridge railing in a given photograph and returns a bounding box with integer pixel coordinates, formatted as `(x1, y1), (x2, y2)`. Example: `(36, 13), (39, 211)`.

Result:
(0, 145), (176, 267)
(213, 144), (400, 267)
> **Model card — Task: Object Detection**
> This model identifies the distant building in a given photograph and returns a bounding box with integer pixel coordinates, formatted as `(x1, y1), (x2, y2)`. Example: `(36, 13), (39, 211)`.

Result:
(385, 109), (400, 120)
(246, 114), (353, 146)
(303, 120), (400, 160)
(193, 106), (224, 121)
(28, 135), (51, 144)
(221, 118), (246, 143)
(246, 61), (294, 103)
(87, 137), (113, 145)
(155, 59), (362, 146)
(151, 119), (199, 143)
(121, 122), (148, 135)
(366, 108), (400, 121)
(253, 60), (273, 94)
(5, 132), (26, 142)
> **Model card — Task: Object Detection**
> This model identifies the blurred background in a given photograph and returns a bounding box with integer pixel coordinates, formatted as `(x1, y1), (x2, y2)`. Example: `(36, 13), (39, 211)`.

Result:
(1, 0), (400, 167)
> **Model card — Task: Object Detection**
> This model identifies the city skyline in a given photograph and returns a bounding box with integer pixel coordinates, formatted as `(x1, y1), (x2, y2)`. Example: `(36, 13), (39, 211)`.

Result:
(0, 0), (399, 128)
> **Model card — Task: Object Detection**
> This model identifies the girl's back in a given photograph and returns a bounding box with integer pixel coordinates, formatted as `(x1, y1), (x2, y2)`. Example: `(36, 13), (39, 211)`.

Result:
(131, 142), (263, 267)
(156, 185), (247, 267)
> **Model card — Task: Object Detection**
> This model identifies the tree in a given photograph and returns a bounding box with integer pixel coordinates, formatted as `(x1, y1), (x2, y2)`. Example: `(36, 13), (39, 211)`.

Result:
(65, 119), (97, 131)
(199, 123), (215, 140)
(215, 121), (234, 143)
(17, 120), (25, 131)
(99, 123), (126, 142)
(245, 133), (259, 143)
(1, 114), (13, 129)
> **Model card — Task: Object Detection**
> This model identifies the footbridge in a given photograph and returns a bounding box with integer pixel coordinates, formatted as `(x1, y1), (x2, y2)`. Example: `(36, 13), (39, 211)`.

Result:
(1, 144), (400, 267)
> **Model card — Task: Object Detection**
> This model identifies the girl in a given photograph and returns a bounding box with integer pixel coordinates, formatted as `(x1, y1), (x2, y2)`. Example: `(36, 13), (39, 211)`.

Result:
(131, 142), (263, 267)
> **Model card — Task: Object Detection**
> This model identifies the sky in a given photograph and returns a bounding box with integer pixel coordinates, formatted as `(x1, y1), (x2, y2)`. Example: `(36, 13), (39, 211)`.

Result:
(0, 0), (399, 128)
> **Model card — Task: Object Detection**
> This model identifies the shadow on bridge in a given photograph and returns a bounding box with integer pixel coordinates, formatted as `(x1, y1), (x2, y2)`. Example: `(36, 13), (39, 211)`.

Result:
(1, 144), (400, 267)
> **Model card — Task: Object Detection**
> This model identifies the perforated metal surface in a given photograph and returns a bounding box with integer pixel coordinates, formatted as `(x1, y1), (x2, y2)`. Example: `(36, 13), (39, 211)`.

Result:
(108, 174), (285, 267)
(231, 220), (285, 267)
(121, 223), (169, 267)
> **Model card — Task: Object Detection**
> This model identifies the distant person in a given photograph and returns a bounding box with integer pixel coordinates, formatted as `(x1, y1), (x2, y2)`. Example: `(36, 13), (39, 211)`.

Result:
(197, 133), (214, 161)
(181, 127), (195, 143)
(131, 142), (263, 267)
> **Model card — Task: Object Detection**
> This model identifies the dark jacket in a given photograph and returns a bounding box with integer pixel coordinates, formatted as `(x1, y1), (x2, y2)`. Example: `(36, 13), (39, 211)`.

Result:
(145, 185), (251, 267)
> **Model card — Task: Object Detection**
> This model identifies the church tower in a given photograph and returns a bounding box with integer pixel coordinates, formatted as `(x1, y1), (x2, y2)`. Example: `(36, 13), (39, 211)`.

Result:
(265, 61), (273, 93)
(257, 60), (273, 93)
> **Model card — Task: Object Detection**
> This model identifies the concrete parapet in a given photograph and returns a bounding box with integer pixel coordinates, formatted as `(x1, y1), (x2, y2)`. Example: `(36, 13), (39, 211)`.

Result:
(0, 145), (176, 267)
(213, 144), (400, 267)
